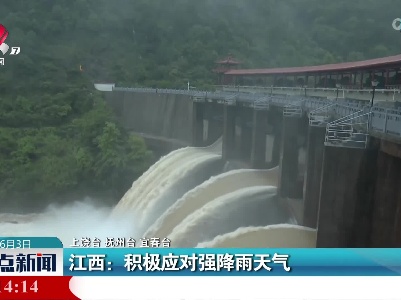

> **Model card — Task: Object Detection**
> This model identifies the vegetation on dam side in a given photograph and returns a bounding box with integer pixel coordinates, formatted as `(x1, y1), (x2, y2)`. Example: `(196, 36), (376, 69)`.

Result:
(0, 72), (153, 211)
(0, 0), (399, 210)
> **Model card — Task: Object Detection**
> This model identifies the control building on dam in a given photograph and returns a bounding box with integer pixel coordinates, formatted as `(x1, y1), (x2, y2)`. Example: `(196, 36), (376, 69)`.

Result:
(96, 53), (401, 248)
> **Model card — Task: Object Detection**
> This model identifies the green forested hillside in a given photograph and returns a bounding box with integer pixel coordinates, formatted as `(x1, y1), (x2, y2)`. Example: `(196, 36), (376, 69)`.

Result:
(0, 0), (400, 211)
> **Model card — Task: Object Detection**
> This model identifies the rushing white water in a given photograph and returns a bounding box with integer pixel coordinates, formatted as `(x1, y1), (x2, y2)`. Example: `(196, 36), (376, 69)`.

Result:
(111, 138), (222, 230)
(144, 167), (279, 238)
(136, 153), (222, 233)
(135, 151), (218, 214)
(0, 200), (133, 246)
(196, 224), (317, 248)
(167, 186), (293, 247)
(119, 147), (195, 212)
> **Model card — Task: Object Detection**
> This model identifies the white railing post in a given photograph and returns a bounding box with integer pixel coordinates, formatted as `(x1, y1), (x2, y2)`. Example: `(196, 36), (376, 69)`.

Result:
(384, 109), (388, 133)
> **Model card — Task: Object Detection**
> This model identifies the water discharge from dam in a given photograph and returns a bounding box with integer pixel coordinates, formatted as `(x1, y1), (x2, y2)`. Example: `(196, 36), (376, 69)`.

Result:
(113, 138), (222, 214)
(145, 167), (280, 239)
(0, 200), (133, 244)
(112, 138), (224, 234)
(167, 186), (293, 247)
(196, 225), (317, 248)
(0, 136), (316, 248)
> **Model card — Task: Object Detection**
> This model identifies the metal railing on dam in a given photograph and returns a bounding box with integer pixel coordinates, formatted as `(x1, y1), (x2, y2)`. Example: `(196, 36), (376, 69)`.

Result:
(109, 86), (401, 143)
(217, 85), (401, 103)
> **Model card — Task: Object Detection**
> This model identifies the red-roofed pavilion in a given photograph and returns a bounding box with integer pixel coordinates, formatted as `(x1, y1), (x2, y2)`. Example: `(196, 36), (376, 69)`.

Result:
(213, 54), (241, 85)
(221, 54), (401, 89)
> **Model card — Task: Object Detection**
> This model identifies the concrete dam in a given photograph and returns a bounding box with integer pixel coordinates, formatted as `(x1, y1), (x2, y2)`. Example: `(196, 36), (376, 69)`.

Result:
(101, 85), (401, 248)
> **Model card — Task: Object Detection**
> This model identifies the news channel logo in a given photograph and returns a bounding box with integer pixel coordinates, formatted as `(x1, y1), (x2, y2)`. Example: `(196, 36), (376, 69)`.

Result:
(0, 24), (21, 65)
(392, 18), (401, 31)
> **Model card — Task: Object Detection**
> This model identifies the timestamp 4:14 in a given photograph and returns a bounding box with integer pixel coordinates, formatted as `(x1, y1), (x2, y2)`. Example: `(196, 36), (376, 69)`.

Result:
(0, 280), (38, 294)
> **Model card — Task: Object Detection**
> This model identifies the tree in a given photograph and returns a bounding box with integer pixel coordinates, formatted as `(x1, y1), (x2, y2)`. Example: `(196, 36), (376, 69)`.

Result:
(0, 0), (400, 210)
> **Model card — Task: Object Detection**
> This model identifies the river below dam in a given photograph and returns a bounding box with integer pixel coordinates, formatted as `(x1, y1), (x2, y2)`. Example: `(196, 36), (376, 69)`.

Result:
(0, 138), (317, 248)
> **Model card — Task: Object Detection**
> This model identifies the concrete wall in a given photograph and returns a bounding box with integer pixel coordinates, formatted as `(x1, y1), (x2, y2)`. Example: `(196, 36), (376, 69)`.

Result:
(316, 145), (378, 247)
(223, 86), (401, 103)
(314, 136), (401, 248)
(278, 114), (308, 199)
(370, 141), (401, 247)
(105, 91), (194, 143)
(137, 134), (189, 158)
(303, 125), (326, 229)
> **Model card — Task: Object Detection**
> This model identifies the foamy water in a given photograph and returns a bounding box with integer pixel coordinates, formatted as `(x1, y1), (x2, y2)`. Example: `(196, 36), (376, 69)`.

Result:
(135, 150), (216, 213)
(113, 147), (201, 213)
(0, 199), (134, 246)
(168, 186), (293, 247)
(112, 139), (222, 220)
(196, 224), (317, 248)
(136, 154), (222, 233)
(144, 167), (280, 238)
